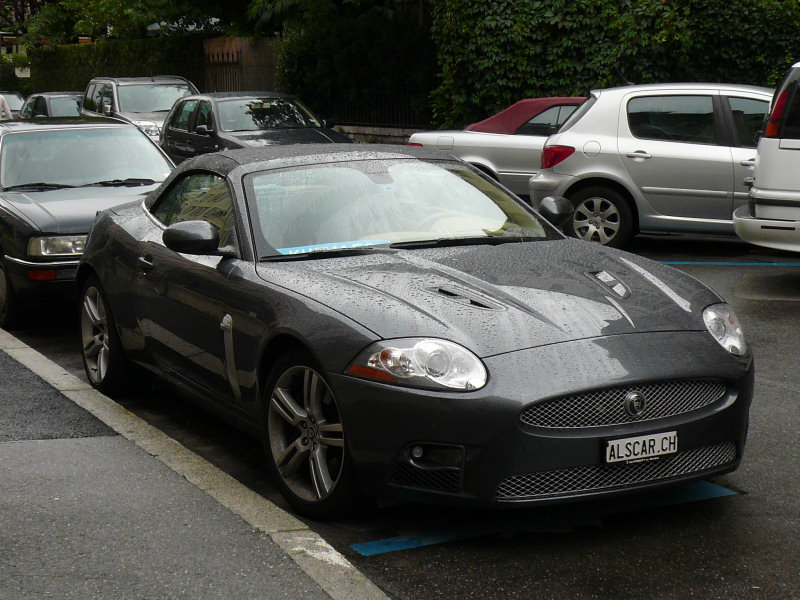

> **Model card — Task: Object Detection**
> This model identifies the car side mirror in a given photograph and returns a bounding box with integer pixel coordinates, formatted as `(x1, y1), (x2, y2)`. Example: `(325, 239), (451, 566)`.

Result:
(163, 220), (220, 254)
(539, 196), (574, 228)
(195, 124), (211, 136)
(102, 102), (112, 116)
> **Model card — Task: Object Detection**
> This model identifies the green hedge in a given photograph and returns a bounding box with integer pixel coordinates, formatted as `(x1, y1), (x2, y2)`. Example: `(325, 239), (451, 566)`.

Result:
(28, 36), (206, 93)
(430, 0), (800, 127)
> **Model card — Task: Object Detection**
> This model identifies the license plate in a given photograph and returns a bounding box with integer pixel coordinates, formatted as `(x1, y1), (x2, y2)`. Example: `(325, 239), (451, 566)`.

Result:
(606, 431), (678, 464)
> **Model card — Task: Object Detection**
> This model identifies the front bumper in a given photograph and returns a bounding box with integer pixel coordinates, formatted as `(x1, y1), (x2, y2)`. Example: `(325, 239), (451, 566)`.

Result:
(3, 255), (80, 300)
(330, 331), (753, 508)
(733, 204), (800, 253)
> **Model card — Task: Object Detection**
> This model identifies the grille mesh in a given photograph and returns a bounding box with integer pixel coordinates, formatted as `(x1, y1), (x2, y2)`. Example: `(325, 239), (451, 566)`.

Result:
(496, 442), (736, 500)
(390, 463), (462, 493)
(520, 380), (727, 429)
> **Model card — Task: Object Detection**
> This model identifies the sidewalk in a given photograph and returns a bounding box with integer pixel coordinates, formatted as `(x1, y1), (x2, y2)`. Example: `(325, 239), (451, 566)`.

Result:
(0, 329), (388, 600)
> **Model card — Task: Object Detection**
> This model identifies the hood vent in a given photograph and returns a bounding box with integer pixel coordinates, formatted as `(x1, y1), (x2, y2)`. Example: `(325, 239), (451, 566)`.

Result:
(431, 286), (499, 310)
(590, 270), (631, 299)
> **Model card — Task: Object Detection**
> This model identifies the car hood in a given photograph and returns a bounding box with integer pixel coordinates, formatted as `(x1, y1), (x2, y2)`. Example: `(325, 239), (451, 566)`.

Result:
(256, 240), (720, 357)
(1, 185), (158, 234)
(227, 127), (350, 146)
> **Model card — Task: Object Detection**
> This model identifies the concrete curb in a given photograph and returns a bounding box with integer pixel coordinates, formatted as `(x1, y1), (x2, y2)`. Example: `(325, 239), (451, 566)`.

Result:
(0, 328), (389, 600)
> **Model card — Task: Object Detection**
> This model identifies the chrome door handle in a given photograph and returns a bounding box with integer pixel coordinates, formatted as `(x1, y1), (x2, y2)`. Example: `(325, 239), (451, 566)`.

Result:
(740, 158), (756, 168)
(626, 151), (652, 160)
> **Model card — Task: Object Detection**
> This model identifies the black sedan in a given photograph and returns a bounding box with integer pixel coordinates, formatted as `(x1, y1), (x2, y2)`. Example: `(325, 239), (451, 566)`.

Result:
(77, 145), (753, 519)
(159, 92), (351, 163)
(0, 118), (174, 328)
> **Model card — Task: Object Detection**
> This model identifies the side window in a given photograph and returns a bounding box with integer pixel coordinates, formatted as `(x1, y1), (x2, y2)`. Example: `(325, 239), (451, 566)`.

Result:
(172, 99), (198, 131)
(627, 95), (717, 144)
(100, 85), (114, 112)
(83, 84), (98, 112)
(727, 97), (769, 147)
(20, 98), (34, 118)
(781, 85), (800, 140)
(89, 84), (105, 114)
(516, 106), (562, 136)
(151, 172), (237, 248)
(193, 101), (214, 132)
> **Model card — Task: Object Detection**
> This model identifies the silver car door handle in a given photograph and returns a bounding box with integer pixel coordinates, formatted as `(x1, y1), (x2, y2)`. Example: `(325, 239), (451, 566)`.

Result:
(626, 151), (652, 160)
(740, 158), (756, 168)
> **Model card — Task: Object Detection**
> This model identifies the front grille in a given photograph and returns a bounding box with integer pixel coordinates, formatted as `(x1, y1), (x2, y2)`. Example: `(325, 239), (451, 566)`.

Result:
(496, 442), (736, 501)
(390, 463), (462, 493)
(520, 380), (727, 429)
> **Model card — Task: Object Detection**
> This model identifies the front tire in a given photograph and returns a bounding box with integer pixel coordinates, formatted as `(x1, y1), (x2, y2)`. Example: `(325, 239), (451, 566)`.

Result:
(567, 186), (634, 248)
(263, 350), (360, 520)
(0, 258), (21, 329)
(80, 275), (131, 395)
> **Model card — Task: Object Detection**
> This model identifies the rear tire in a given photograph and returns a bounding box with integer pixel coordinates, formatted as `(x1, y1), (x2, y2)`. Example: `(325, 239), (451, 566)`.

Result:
(567, 186), (634, 248)
(80, 275), (131, 395)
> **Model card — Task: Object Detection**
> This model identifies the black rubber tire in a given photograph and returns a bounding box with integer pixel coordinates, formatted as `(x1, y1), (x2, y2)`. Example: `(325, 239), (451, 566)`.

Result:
(0, 258), (21, 330)
(567, 186), (634, 248)
(79, 275), (132, 396)
(262, 349), (362, 520)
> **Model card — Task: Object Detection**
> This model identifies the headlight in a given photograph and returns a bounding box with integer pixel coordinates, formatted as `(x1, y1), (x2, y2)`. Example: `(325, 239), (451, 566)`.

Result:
(703, 303), (747, 356)
(134, 120), (159, 137)
(28, 235), (87, 257)
(346, 338), (487, 391)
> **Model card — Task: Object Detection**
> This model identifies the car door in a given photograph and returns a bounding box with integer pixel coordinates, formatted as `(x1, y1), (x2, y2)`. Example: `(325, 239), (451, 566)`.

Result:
(617, 91), (734, 222)
(136, 171), (249, 405)
(725, 94), (771, 212)
(186, 100), (222, 157)
(163, 99), (199, 163)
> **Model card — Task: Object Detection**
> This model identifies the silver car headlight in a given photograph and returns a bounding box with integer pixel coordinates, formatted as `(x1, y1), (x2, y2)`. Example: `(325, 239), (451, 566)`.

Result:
(346, 338), (487, 391)
(703, 303), (747, 356)
(28, 235), (87, 257)
(134, 120), (160, 137)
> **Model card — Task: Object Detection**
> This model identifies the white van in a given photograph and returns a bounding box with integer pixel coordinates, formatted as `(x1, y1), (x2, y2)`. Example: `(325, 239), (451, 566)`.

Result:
(733, 62), (800, 252)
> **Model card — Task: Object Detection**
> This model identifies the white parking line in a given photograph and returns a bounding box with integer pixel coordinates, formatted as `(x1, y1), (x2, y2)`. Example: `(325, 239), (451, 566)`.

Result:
(0, 328), (389, 600)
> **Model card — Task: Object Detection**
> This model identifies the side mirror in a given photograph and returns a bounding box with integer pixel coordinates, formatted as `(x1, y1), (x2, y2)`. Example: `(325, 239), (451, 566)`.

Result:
(102, 102), (112, 116)
(163, 220), (219, 254)
(539, 196), (574, 228)
(195, 124), (211, 136)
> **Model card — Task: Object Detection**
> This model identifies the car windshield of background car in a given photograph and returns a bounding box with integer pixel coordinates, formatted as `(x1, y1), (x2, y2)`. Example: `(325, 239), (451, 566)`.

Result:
(0, 128), (173, 189)
(49, 96), (82, 117)
(2, 93), (23, 111)
(248, 159), (555, 257)
(218, 98), (322, 132)
(117, 84), (194, 113)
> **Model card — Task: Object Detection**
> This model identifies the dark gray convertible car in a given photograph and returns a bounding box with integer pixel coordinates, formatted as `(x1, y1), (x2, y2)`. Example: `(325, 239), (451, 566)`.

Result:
(77, 145), (753, 519)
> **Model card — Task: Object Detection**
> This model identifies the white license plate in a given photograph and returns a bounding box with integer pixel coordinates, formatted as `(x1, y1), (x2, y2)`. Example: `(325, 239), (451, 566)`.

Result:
(606, 431), (678, 464)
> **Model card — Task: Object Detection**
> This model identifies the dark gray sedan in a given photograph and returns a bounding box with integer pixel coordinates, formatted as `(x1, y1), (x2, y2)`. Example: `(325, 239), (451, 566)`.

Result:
(0, 117), (173, 328)
(77, 145), (753, 519)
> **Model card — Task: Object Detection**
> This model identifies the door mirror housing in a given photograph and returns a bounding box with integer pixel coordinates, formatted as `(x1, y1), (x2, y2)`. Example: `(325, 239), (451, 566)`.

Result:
(163, 220), (220, 255)
(195, 124), (211, 136)
(539, 196), (574, 228)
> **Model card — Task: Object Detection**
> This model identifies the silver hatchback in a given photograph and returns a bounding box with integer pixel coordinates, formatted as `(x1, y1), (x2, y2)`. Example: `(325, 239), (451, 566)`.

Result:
(529, 83), (773, 247)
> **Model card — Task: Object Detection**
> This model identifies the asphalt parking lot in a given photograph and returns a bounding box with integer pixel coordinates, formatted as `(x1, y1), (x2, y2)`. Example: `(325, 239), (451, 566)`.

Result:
(10, 233), (800, 600)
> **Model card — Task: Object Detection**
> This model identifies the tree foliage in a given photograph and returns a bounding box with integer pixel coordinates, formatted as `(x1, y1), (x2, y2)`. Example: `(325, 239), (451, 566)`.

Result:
(430, 0), (800, 127)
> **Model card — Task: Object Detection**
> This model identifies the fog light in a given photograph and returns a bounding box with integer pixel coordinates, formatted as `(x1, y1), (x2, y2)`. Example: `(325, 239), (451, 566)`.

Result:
(411, 445), (424, 459)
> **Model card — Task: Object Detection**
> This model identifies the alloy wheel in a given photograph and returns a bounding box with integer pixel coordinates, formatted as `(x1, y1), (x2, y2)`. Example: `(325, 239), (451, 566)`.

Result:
(268, 365), (345, 503)
(573, 196), (622, 244)
(81, 285), (110, 385)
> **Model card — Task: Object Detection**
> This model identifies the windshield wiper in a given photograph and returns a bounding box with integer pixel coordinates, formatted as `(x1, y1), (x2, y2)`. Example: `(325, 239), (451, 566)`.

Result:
(390, 235), (540, 249)
(2, 182), (76, 191)
(261, 246), (392, 261)
(82, 178), (158, 187)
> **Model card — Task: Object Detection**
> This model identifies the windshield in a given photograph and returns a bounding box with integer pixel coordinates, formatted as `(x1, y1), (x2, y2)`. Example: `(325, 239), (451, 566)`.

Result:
(50, 96), (81, 117)
(117, 83), (194, 113)
(247, 159), (557, 257)
(218, 97), (322, 132)
(0, 127), (173, 189)
(2, 93), (23, 111)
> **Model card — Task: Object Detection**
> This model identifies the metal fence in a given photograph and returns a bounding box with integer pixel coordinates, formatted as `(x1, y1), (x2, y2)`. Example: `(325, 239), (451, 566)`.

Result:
(330, 89), (431, 129)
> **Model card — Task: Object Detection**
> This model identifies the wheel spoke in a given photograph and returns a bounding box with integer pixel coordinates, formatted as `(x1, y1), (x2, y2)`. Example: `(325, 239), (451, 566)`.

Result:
(271, 387), (307, 426)
(318, 422), (344, 448)
(97, 344), (108, 381)
(84, 334), (104, 360)
(309, 447), (333, 497)
(83, 294), (103, 328)
(275, 437), (310, 477)
(303, 370), (323, 417)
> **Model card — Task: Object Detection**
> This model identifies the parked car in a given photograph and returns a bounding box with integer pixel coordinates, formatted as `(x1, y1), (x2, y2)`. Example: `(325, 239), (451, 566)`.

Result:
(81, 75), (199, 141)
(408, 97), (584, 197)
(159, 92), (351, 163)
(18, 92), (82, 119)
(733, 62), (800, 252)
(0, 117), (174, 328)
(0, 91), (25, 119)
(78, 144), (753, 519)
(529, 83), (773, 247)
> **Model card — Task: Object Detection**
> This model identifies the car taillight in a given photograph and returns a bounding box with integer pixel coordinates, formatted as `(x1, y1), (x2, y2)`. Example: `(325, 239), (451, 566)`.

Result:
(541, 145), (575, 169)
(764, 89), (791, 138)
(407, 142), (423, 147)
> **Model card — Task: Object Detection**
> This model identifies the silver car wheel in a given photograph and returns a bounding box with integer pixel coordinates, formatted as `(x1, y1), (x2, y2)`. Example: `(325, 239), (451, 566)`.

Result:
(81, 285), (110, 385)
(268, 365), (345, 504)
(573, 196), (622, 244)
